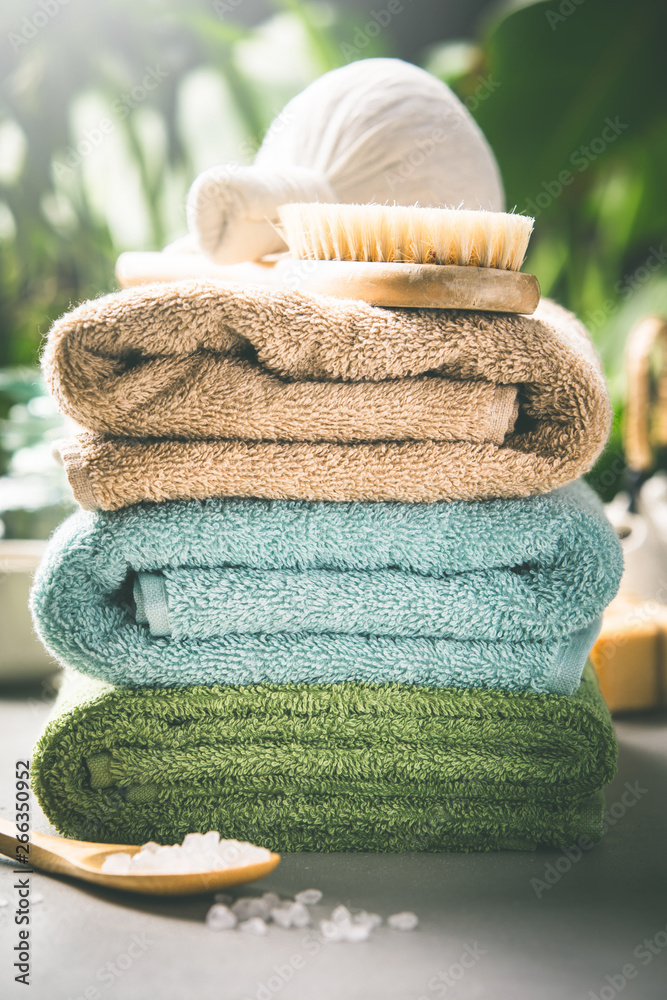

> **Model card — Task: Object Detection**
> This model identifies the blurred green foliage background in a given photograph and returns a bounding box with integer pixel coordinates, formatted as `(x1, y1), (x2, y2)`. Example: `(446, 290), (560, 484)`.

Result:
(0, 0), (665, 533)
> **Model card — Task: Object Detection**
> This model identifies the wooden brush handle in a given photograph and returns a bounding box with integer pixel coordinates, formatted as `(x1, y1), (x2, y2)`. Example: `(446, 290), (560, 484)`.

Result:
(115, 252), (276, 289)
(116, 251), (540, 314)
(274, 259), (540, 313)
(624, 315), (667, 474)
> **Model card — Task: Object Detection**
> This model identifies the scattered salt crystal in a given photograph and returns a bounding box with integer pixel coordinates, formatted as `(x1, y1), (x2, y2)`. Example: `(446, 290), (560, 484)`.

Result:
(353, 910), (382, 930)
(239, 917), (268, 936)
(32, 893), (44, 904)
(232, 897), (270, 921)
(331, 904), (352, 926)
(289, 902), (311, 928)
(295, 889), (322, 905)
(214, 892), (233, 905)
(271, 904), (294, 929)
(0, 897), (8, 907)
(271, 902), (310, 929)
(262, 891), (281, 910)
(206, 904), (237, 931)
(388, 911), (419, 931)
(319, 919), (345, 942)
(101, 852), (132, 875)
(343, 923), (371, 943)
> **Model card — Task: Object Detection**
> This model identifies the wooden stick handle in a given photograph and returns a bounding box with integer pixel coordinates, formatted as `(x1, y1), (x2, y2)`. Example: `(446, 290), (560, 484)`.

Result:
(624, 315), (667, 473)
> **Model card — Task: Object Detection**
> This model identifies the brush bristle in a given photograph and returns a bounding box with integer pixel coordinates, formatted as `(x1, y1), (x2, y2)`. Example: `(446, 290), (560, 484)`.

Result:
(277, 203), (534, 271)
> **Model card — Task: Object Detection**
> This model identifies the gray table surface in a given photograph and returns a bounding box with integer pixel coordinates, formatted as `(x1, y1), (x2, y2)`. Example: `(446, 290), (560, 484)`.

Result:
(0, 679), (665, 1000)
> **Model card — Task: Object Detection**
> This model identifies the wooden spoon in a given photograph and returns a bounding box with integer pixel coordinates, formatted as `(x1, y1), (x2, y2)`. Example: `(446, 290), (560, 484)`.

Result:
(0, 819), (280, 896)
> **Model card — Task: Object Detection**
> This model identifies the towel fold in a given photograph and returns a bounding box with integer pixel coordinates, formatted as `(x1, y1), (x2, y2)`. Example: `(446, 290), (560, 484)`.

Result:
(30, 480), (622, 694)
(43, 281), (610, 508)
(31, 664), (617, 850)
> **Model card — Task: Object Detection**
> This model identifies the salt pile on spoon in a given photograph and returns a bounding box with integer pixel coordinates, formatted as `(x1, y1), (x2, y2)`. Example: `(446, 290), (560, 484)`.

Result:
(101, 831), (271, 875)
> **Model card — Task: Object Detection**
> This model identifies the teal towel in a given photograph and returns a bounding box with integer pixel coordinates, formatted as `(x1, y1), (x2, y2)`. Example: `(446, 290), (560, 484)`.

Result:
(30, 480), (621, 694)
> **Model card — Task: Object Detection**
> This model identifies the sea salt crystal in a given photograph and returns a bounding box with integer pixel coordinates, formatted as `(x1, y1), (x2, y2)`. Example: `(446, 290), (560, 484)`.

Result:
(218, 841), (243, 866)
(262, 891), (281, 910)
(232, 897), (270, 921)
(289, 902), (311, 927)
(271, 905), (292, 929)
(343, 923), (371, 943)
(239, 917), (268, 936)
(0, 897), (8, 907)
(388, 911), (419, 931)
(154, 845), (176, 865)
(206, 904), (237, 931)
(353, 910), (382, 930)
(331, 904), (352, 926)
(270, 905), (290, 929)
(220, 841), (272, 868)
(129, 851), (159, 872)
(214, 892), (233, 905)
(182, 833), (207, 853)
(102, 833), (272, 875)
(319, 919), (345, 943)
(202, 831), (221, 851)
(294, 889), (322, 905)
(271, 902), (311, 929)
(139, 840), (160, 853)
(101, 852), (132, 875)
(32, 893), (44, 904)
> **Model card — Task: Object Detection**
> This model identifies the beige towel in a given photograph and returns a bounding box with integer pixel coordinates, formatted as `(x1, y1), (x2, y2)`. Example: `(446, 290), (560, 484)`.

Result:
(43, 281), (610, 510)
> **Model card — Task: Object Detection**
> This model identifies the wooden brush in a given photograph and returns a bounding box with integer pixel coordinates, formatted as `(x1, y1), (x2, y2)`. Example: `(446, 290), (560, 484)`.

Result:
(275, 203), (540, 313)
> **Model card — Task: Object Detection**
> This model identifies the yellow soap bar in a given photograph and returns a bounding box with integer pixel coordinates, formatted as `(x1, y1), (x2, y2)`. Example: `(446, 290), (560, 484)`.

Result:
(591, 594), (667, 712)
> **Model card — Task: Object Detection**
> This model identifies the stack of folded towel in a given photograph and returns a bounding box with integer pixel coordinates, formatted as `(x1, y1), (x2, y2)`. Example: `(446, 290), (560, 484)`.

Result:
(44, 287), (607, 506)
(29, 277), (622, 851)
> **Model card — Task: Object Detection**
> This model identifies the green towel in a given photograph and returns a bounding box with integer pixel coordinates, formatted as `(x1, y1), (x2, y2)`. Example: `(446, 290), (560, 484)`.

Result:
(32, 664), (617, 851)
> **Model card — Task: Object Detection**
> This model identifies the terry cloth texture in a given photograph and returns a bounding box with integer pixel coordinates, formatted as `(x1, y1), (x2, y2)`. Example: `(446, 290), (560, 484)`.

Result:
(31, 664), (617, 850)
(42, 280), (610, 509)
(30, 480), (622, 695)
